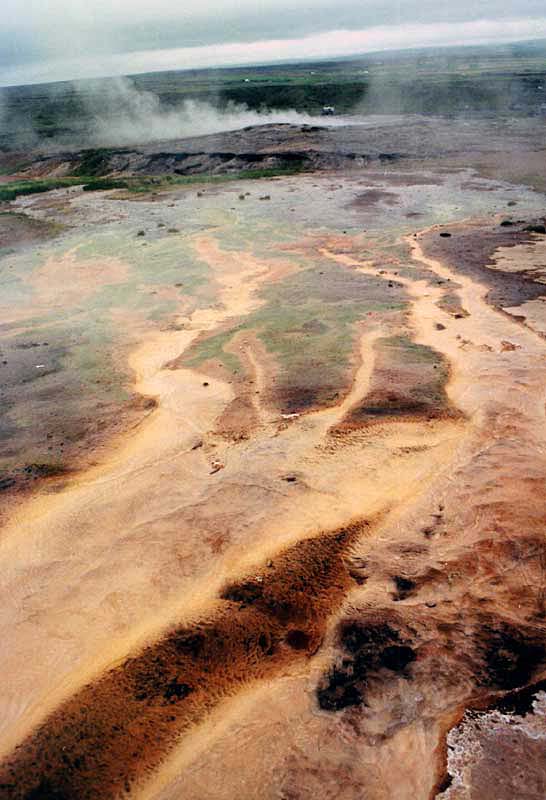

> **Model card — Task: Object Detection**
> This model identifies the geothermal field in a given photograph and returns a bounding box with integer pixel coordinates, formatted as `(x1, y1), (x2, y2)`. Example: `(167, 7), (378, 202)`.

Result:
(1, 47), (546, 800)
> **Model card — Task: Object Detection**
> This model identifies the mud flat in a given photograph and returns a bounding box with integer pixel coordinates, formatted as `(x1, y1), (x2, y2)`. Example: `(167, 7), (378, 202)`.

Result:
(0, 134), (545, 799)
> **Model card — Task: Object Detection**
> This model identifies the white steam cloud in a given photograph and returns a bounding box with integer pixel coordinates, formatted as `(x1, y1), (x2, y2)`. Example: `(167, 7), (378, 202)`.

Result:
(77, 77), (321, 146)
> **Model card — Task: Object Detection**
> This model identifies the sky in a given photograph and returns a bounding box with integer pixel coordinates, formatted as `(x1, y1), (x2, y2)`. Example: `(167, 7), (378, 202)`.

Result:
(1, 0), (546, 87)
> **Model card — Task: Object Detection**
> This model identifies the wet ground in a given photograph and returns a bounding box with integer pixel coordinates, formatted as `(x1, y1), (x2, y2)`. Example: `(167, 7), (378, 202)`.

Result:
(0, 119), (546, 799)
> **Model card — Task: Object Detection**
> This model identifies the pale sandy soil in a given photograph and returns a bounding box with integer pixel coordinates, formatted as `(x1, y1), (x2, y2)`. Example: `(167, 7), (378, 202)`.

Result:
(144, 229), (546, 800)
(0, 168), (545, 799)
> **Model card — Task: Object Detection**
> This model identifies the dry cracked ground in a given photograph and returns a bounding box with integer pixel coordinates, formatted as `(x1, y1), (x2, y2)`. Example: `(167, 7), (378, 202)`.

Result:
(0, 122), (546, 799)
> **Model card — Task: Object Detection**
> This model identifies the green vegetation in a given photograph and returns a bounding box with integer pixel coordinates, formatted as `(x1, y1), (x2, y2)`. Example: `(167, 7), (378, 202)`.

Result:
(385, 335), (444, 363)
(82, 178), (130, 192)
(0, 210), (64, 245)
(82, 167), (307, 193)
(437, 291), (470, 318)
(185, 328), (242, 373)
(185, 260), (406, 412)
(0, 166), (308, 204)
(72, 148), (116, 177)
(133, 39), (546, 116)
(0, 177), (86, 203)
(346, 334), (452, 423)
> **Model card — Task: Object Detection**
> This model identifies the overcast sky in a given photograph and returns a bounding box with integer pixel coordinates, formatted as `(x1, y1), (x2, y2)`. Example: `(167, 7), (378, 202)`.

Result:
(1, 1), (546, 86)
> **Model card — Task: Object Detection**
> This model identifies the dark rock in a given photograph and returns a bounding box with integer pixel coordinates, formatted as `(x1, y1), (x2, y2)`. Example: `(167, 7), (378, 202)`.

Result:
(392, 576), (417, 600)
(480, 623), (545, 690)
(317, 620), (416, 711)
(0, 475), (16, 491)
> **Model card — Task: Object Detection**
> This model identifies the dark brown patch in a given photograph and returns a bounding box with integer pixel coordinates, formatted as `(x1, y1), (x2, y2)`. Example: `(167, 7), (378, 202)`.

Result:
(479, 623), (545, 691)
(336, 335), (459, 430)
(214, 394), (257, 441)
(0, 521), (368, 799)
(420, 222), (546, 311)
(285, 630), (312, 650)
(0, 211), (61, 249)
(317, 618), (416, 711)
(435, 773), (453, 793)
(436, 291), (469, 319)
(392, 576), (417, 601)
(350, 189), (400, 209)
(491, 678), (546, 716)
(0, 386), (156, 505)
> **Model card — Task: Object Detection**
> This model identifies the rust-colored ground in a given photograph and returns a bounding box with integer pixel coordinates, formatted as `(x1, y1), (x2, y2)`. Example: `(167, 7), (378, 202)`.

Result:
(0, 163), (545, 800)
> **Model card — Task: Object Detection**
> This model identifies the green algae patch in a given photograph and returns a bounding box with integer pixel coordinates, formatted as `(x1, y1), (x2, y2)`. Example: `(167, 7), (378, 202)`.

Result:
(74, 231), (217, 319)
(0, 227), (218, 486)
(184, 328), (242, 374)
(183, 260), (407, 413)
(0, 211), (64, 249)
(437, 290), (470, 318)
(341, 334), (457, 427)
(78, 169), (309, 198)
(0, 320), (136, 477)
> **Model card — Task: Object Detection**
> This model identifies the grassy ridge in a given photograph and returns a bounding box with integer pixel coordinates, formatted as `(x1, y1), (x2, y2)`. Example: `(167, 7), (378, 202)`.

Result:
(0, 178), (83, 203)
(0, 166), (307, 204)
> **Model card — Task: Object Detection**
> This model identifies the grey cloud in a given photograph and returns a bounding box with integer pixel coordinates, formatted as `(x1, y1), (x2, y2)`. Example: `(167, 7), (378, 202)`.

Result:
(4, 1), (546, 62)
(1, 1), (546, 86)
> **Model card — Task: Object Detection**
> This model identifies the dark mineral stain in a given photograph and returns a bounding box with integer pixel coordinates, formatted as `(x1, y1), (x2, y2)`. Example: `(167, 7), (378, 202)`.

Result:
(350, 189), (400, 209)
(317, 619), (416, 712)
(392, 576), (417, 601)
(0, 521), (368, 799)
(22, 463), (69, 479)
(285, 629), (312, 651)
(480, 623), (545, 691)
(317, 666), (364, 711)
(420, 222), (546, 310)
(0, 476), (16, 492)
(338, 335), (458, 429)
(436, 773), (453, 793)
(491, 678), (546, 716)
